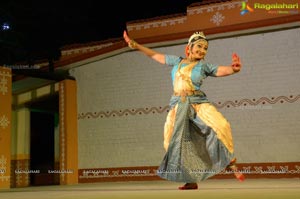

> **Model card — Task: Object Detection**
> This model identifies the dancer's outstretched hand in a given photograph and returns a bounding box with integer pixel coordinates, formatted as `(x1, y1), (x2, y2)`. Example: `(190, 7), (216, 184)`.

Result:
(123, 30), (137, 49)
(231, 53), (242, 73)
(123, 30), (131, 43)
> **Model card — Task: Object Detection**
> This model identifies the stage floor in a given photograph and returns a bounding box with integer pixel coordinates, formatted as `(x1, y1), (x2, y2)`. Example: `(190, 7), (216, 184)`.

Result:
(1, 178), (299, 199)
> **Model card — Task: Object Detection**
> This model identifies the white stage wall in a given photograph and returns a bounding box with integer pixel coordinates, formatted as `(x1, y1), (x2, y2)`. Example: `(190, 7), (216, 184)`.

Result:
(70, 27), (300, 169)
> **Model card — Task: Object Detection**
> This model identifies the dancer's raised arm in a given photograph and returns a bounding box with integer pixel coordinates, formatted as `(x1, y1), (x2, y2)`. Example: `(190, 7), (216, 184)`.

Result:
(123, 30), (166, 64)
(216, 53), (242, 77)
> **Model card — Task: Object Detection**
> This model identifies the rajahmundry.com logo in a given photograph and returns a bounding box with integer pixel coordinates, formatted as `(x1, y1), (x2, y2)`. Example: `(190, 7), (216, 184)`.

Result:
(254, 2), (299, 10)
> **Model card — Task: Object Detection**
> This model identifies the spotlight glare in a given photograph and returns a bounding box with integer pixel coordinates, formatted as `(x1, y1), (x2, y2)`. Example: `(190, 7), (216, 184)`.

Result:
(2, 23), (10, 30)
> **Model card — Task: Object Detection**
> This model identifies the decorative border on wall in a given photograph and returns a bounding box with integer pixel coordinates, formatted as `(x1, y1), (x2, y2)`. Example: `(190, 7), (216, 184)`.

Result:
(0, 70), (11, 96)
(78, 106), (169, 119)
(79, 166), (158, 183)
(59, 83), (66, 183)
(211, 94), (300, 109)
(214, 162), (300, 180)
(0, 155), (10, 183)
(0, 67), (11, 188)
(78, 162), (300, 183)
(0, 115), (10, 129)
(61, 42), (114, 57)
(127, 16), (187, 32)
(127, 0), (242, 32)
(187, 1), (241, 15)
(0, 69), (11, 132)
(10, 159), (30, 188)
(78, 94), (300, 119)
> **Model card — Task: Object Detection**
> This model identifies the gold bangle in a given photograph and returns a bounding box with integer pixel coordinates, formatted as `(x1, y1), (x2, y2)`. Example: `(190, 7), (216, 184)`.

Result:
(232, 66), (240, 73)
(129, 40), (137, 49)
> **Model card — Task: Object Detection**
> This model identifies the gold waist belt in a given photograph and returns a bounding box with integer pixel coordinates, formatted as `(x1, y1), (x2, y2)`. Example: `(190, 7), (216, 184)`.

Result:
(173, 90), (205, 102)
(173, 90), (204, 97)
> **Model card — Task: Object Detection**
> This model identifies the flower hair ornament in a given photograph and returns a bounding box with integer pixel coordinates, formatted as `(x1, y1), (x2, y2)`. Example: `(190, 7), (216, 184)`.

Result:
(188, 31), (207, 45)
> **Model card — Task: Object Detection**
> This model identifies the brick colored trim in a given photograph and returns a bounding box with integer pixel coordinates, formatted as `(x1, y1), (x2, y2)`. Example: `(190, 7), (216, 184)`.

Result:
(78, 162), (300, 183)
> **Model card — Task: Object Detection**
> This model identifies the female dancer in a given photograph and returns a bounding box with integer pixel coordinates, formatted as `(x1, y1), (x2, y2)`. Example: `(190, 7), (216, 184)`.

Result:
(123, 30), (244, 190)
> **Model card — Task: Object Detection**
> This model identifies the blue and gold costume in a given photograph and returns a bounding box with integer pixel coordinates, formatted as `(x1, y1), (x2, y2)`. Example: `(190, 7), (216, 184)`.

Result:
(157, 55), (235, 182)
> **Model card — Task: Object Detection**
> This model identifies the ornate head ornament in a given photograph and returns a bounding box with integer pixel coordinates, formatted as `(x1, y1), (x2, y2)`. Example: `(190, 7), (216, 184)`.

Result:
(188, 31), (207, 45)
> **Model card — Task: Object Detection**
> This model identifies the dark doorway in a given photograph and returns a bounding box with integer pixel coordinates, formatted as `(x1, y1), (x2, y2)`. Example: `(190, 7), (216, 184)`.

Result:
(29, 94), (59, 186)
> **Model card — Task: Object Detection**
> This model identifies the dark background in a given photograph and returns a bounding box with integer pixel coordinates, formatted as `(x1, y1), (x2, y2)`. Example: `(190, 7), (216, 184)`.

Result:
(0, 0), (203, 65)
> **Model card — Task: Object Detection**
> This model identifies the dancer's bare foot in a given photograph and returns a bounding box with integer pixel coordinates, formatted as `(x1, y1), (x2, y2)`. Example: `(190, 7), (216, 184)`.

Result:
(234, 171), (245, 182)
(228, 159), (245, 182)
(178, 183), (198, 190)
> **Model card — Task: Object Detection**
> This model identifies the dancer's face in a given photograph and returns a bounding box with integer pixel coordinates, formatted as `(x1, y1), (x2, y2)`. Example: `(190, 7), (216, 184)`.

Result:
(190, 40), (208, 60)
